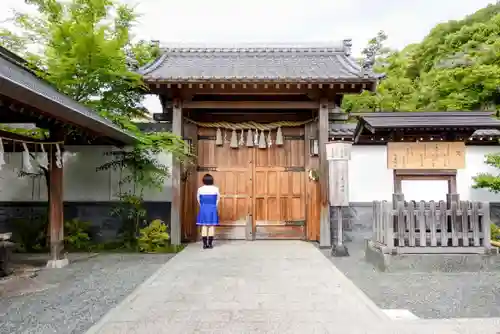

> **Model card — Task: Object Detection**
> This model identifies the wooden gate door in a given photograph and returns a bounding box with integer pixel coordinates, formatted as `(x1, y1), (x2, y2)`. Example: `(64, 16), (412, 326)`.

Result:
(196, 127), (306, 240)
(253, 127), (306, 239)
(197, 127), (252, 239)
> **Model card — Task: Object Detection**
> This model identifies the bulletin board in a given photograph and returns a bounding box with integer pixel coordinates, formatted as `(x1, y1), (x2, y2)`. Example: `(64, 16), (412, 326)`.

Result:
(387, 142), (465, 170)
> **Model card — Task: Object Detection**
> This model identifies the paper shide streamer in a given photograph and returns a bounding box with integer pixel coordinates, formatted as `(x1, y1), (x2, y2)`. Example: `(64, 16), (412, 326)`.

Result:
(55, 144), (62, 168)
(22, 142), (33, 173)
(0, 138), (5, 171)
(37, 144), (49, 168)
(0, 136), (64, 172)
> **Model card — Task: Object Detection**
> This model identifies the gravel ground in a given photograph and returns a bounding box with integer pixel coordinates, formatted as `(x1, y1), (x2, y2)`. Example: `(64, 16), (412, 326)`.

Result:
(0, 253), (174, 334)
(325, 237), (500, 319)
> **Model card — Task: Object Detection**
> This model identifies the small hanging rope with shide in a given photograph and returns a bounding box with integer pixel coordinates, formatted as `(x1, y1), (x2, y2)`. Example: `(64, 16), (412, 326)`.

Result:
(184, 117), (316, 149)
(0, 136), (64, 172)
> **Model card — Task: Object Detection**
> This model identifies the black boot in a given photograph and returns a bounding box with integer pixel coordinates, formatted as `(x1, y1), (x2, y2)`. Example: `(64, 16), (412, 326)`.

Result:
(207, 236), (214, 249)
(202, 236), (208, 249)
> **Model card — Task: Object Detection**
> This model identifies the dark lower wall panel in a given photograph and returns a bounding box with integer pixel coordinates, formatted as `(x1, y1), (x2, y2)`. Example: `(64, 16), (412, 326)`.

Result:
(0, 201), (171, 242)
(490, 204), (500, 227)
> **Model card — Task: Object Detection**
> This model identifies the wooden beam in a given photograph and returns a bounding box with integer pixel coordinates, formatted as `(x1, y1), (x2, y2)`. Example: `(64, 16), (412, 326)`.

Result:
(183, 101), (319, 109)
(148, 84), (367, 98)
(0, 114), (36, 123)
(305, 122), (320, 241)
(190, 112), (312, 123)
(170, 98), (183, 245)
(394, 169), (457, 176)
(0, 129), (40, 142)
(181, 121), (198, 242)
(46, 128), (67, 268)
(318, 98), (331, 248)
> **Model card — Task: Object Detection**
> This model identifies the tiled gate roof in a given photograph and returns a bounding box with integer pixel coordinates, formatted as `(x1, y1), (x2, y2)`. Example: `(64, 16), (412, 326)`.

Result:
(138, 41), (380, 83)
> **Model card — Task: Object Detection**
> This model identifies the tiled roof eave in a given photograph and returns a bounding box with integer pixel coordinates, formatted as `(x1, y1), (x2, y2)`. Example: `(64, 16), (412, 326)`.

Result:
(143, 77), (378, 83)
(328, 128), (500, 138)
(0, 47), (138, 145)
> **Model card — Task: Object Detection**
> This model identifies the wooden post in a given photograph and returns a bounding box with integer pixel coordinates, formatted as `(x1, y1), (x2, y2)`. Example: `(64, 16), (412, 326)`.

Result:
(335, 207), (343, 246)
(170, 98), (182, 245)
(46, 129), (67, 268)
(305, 122), (320, 241)
(383, 201), (394, 249)
(318, 98), (331, 248)
(181, 121), (198, 242)
(327, 142), (351, 256)
(482, 202), (492, 250)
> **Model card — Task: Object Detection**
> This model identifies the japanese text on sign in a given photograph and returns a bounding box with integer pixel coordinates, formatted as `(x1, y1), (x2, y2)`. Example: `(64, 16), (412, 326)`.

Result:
(387, 142), (465, 169)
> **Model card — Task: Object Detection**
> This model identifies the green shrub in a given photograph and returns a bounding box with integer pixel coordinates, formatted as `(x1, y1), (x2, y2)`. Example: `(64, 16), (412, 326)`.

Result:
(137, 219), (170, 253)
(64, 218), (91, 251)
(11, 215), (48, 252)
(491, 223), (500, 241)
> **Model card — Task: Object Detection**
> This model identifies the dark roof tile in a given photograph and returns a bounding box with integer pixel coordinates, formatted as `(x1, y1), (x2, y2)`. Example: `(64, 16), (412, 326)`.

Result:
(330, 113), (500, 139)
(138, 41), (380, 83)
(359, 111), (500, 129)
(329, 123), (356, 136)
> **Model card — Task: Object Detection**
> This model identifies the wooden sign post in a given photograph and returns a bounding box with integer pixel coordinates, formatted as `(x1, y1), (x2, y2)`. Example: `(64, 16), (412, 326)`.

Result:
(326, 141), (352, 257)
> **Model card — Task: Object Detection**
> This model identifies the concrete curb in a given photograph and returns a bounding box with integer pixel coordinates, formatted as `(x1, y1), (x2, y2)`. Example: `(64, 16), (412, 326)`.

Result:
(315, 244), (391, 322)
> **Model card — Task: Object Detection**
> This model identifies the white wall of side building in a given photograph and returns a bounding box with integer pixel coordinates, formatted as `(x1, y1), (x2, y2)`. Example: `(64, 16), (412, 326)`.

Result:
(1, 144), (500, 204)
(348, 145), (500, 203)
(0, 146), (173, 202)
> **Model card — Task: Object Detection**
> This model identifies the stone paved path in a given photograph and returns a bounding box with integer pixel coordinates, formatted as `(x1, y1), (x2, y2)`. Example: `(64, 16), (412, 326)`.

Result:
(85, 241), (500, 334)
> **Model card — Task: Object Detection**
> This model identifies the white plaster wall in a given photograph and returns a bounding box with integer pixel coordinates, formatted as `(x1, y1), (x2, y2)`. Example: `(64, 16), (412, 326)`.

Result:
(348, 145), (500, 203)
(2, 144), (499, 203)
(401, 180), (448, 201)
(348, 145), (393, 202)
(0, 152), (38, 201)
(0, 146), (172, 202)
(458, 146), (500, 201)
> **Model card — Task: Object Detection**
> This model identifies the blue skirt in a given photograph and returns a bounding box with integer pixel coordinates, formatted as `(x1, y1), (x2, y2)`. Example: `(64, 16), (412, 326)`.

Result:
(197, 204), (219, 226)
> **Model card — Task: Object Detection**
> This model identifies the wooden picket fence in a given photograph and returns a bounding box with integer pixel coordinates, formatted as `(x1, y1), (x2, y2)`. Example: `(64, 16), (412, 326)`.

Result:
(372, 200), (491, 254)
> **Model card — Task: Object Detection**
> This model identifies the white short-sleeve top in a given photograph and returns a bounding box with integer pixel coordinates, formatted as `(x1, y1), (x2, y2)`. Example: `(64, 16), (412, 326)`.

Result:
(197, 185), (220, 202)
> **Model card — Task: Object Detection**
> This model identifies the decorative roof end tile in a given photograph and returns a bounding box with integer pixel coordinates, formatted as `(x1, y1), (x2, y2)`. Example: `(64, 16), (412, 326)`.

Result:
(342, 39), (353, 57)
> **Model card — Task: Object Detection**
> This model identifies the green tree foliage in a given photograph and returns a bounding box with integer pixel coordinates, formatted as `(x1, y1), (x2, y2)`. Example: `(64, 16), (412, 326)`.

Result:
(473, 153), (500, 194)
(342, 3), (500, 199)
(343, 2), (500, 113)
(343, 32), (418, 113)
(2, 0), (152, 122)
(1, 1), (192, 249)
(0, 0), (190, 193)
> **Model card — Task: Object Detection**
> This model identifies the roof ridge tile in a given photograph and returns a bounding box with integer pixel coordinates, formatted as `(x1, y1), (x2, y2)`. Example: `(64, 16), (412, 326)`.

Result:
(158, 39), (353, 55)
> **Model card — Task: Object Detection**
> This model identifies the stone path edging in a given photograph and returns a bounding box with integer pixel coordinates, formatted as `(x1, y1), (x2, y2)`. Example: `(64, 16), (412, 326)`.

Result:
(84, 254), (177, 334)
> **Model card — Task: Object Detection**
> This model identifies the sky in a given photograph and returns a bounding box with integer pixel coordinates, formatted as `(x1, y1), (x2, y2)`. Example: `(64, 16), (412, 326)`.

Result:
(1, 0), (497, 113)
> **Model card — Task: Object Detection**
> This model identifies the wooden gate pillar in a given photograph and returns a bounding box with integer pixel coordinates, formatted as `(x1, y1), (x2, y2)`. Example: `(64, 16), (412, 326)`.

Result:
(170, 98), (183, 245)
(181, 121), (198, 242)
(318, 98), (331, 248)
(47, 129), (68, 268)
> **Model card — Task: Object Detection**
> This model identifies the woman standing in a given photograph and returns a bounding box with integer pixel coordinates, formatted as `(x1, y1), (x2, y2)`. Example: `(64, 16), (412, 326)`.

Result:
(196, 174), (220, 249)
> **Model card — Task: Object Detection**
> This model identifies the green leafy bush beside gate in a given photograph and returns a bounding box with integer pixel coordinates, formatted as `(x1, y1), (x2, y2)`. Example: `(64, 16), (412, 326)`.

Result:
(64, 218), (92, 251)
(138, 219), (171, 253)
(491, 224), (500, 241)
